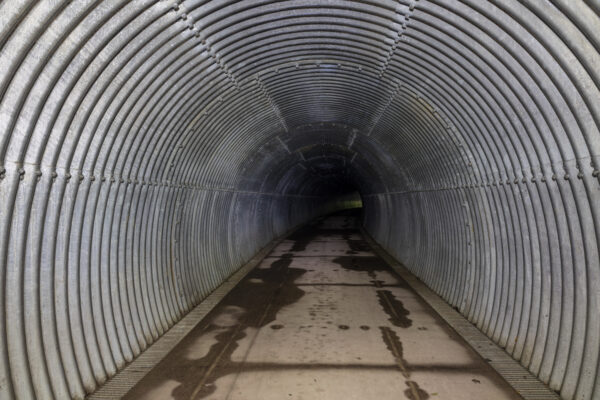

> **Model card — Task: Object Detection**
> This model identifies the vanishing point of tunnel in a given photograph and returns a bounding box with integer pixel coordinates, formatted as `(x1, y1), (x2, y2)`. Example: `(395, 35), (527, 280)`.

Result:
(123, 211), (524, 400)
(0, 1), (599, 399)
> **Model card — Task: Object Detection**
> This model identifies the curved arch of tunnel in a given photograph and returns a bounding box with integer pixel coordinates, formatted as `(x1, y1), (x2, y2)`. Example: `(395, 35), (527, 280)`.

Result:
(238, 125), (391, 198)
(0, 1), (599, 400)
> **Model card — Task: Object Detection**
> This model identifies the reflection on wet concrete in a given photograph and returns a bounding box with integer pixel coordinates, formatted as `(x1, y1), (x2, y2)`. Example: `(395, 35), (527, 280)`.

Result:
(124, 209), (523, 400)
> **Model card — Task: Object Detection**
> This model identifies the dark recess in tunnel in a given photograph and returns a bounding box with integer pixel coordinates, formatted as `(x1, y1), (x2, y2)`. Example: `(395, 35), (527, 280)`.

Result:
(0, 1), (599, 399)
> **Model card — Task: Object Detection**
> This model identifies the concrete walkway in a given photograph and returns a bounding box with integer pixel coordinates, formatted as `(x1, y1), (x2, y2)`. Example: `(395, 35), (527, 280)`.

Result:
(124, 211), (523, 400)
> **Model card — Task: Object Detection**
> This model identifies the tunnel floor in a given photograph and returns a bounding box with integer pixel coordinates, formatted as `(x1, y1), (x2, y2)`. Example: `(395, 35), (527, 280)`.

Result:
(123, 210), (523, 400)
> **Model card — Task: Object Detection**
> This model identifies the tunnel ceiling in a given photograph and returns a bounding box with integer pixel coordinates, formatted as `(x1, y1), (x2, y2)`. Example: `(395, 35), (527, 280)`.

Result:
(1, 1), (600, 399)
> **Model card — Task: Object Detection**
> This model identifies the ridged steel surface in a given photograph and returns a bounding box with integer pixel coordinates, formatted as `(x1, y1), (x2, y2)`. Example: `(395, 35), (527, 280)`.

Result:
(0, 1), (598, 399)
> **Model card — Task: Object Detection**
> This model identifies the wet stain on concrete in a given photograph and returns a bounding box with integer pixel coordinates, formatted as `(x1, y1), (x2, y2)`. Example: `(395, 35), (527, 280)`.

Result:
(287, 228), (316, 252)
(125, 253), (308, 399)
(333, 256), (387, 274)
(246, 258), (307, 327)
(333, 256), (408, 288)
(287, 226), (353, 252)
(177, 326), (246, 399)
(377, 290), (412, 328)
(288, 221), (364, 253)
(346, 239), (371, 253)
(380, 327), (409, 378)
(380, 327), (430, 400)
(404, 381), (430, 400)
(297, 282), (404, 288)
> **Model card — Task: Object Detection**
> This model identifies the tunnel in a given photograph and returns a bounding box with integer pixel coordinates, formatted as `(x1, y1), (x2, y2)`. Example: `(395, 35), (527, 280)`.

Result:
(0, 0), (599, 399)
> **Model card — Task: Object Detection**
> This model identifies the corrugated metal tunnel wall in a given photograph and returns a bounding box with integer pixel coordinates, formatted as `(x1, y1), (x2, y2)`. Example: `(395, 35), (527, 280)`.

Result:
(0, 1), (598, 399)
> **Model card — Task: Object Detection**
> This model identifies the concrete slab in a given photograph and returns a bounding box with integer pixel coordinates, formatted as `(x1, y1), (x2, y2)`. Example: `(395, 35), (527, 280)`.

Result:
(123, 211), (523, 400)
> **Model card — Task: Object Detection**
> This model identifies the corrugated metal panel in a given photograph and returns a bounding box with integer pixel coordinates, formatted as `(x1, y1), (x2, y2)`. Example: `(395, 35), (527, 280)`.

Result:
(0, 1), (598, 399)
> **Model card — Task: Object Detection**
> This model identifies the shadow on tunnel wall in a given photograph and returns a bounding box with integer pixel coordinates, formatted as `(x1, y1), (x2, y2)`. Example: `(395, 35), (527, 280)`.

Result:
(0, 1), (599, 399)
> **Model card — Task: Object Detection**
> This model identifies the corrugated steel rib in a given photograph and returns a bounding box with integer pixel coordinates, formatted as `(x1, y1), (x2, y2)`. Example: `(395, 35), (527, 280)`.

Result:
(0, 1), (598, 399)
